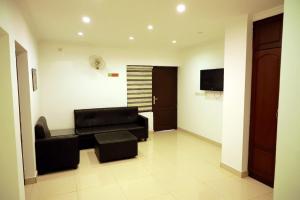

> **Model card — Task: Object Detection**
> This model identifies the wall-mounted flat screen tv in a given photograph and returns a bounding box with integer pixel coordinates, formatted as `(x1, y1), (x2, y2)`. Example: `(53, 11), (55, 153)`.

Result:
(200, 68), (224, 91)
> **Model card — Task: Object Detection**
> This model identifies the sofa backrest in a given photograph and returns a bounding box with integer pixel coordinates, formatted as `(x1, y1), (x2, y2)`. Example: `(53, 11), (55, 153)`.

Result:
(74, 107), (138, 129)
(35, 116), (51, 139)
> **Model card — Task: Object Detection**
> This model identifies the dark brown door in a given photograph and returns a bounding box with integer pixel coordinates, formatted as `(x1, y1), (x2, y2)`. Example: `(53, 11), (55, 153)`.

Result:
(249, 14), (283, 187)
(152, 67), (178, 131)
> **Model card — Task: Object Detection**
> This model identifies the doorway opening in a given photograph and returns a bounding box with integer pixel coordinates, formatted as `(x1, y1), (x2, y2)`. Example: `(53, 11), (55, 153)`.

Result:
(15, 41), (35, 184)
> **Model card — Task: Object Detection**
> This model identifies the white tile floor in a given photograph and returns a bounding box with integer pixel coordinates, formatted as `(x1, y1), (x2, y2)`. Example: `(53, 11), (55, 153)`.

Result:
(25, 130), (273, 200)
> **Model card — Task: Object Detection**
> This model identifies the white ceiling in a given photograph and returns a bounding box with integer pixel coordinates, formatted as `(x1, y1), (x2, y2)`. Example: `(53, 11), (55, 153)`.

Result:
(17, 0), (283, 48)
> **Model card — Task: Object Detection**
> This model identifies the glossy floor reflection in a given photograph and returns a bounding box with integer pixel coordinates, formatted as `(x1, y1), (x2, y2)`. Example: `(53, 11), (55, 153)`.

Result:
(25, 130), (273, 200)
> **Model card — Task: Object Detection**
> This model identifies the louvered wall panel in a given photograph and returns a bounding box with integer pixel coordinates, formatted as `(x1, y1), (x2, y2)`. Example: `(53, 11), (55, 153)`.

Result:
(127, 66), (153, 112)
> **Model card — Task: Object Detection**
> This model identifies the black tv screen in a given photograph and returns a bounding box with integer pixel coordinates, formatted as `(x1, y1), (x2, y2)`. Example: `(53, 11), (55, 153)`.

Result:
(200, 68), (224, 91)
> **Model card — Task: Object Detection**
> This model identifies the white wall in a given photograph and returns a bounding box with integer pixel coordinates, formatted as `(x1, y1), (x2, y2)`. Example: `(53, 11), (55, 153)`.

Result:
(178, 39), (224, 143)
(274, 0), (300, 199)
(39, 42), (180, 131)
(0, 0), (39, 198)
(221, 14), (253, 173)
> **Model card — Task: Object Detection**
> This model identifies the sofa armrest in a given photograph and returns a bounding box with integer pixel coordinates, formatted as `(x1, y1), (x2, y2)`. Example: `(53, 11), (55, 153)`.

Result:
(35, 135), (79, 172)
(137, 115), (148, 130)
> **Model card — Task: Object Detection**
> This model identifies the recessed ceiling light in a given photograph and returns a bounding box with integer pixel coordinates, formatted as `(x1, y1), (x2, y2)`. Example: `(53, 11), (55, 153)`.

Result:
(129, 36), (135, 40)
(77, 32), (84, 36)
(147, 25), (154, 30)
(172, 40), (177, 44)
(82, 16), (91, 24)
(176, 4), (186, 13)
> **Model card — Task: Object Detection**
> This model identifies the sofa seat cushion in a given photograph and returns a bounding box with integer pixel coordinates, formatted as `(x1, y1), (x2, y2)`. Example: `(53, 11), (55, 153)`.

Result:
(76, 123), (144, 135)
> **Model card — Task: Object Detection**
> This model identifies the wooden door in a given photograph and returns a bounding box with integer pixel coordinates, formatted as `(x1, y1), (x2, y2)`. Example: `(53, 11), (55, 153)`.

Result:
(249, 14), (283, 187)
(152, 67), (178, 131)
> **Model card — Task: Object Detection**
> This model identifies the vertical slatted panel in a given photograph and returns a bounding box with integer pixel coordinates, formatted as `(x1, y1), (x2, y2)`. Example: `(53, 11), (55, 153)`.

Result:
(127, 66), (153, 112)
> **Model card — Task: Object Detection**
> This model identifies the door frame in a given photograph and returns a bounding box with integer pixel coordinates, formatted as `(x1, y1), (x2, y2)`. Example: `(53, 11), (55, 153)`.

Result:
(15, 41), (36, 184)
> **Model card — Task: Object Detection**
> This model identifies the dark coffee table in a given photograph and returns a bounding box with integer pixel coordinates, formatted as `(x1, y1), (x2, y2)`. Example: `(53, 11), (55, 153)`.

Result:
(94, 131), (138, 162)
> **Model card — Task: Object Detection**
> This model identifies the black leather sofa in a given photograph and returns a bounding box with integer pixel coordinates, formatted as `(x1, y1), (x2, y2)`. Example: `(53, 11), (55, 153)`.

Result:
(35, 117), (80, 175)
(74, 107), (148, 149)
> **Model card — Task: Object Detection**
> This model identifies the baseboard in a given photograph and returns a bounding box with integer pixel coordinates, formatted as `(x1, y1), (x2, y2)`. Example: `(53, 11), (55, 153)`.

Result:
(178, 127), (222, 147)
(24, 176), (37, 185)
(220, 162), (248, 178)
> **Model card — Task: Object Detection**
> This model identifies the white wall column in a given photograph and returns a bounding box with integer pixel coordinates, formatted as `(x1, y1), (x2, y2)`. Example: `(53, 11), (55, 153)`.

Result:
(274, 0), (300, 199)
(0, 30), (25, 200)
(221, 14), (253, 174)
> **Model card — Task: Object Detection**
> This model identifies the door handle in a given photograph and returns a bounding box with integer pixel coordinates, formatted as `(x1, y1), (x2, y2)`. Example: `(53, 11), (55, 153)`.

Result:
(153, 96), (158, 105)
